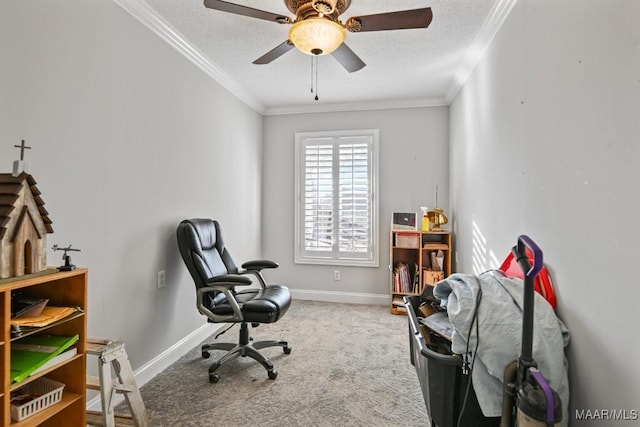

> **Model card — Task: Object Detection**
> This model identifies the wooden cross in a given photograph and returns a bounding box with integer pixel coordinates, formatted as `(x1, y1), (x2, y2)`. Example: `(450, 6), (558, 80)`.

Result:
(14, 140), (31, 161)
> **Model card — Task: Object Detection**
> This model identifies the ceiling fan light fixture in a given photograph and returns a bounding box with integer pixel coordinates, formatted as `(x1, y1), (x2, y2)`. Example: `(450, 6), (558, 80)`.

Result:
(288, 18), (345, 56)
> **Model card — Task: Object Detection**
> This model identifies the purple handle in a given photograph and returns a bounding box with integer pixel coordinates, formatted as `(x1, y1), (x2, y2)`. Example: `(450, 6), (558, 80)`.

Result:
(517, 235), (543, 280)
(530, 369), (556, 424)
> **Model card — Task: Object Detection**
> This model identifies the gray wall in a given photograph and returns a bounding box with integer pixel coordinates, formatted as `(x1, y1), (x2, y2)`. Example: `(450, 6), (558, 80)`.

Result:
(0, 0), (263, 371)
(263, 108), (449, 302)
(449, 0), (640, 422)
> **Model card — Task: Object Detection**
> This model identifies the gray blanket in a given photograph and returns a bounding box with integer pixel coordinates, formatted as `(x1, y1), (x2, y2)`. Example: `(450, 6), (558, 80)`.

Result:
(433, 270), (570, 425)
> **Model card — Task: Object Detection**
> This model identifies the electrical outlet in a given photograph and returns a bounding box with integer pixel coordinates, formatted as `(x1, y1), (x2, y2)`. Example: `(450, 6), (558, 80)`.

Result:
(157, 270), (166, 288)
(333, 270), (340, 281)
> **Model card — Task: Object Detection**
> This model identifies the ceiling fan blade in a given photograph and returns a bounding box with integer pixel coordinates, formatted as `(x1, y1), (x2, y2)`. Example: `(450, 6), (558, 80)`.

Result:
(331, 43), (366, 73)
(346, 8), (433, 32)
(203, 0), (290, 23)
(253, 40), (295, 64)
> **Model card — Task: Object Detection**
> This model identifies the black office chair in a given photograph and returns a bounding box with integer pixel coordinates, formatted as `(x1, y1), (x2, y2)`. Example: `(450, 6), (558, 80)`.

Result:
(176, 218), (292, 383)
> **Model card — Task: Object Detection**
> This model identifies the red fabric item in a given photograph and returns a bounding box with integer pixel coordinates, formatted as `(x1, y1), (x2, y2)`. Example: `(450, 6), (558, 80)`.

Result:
(499, 249), (557, 310)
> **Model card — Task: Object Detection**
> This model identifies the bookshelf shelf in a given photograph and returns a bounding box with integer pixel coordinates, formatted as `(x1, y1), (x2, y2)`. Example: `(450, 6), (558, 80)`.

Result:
(390, 231), (451, 314)
(0, 269), (87, 426)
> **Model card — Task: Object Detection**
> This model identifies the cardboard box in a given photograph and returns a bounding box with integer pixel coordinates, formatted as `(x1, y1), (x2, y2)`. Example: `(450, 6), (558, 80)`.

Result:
(418, 304), (438, 318)
(423, 270), (445, 285)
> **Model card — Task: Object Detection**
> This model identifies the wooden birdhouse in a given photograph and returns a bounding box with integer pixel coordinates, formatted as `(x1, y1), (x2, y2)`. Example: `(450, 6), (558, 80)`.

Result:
(0, 172), (53, 279)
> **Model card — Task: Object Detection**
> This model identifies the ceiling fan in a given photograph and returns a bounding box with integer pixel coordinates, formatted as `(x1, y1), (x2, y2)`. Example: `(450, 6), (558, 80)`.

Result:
(203, 0), (433, 73)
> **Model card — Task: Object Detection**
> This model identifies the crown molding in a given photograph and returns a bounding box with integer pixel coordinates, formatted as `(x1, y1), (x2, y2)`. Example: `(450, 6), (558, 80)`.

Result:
(444, 0), (520, 103)
(112, 0), (265, 114)
(113, 0), (516, 117)
(264, 96), (449, 116)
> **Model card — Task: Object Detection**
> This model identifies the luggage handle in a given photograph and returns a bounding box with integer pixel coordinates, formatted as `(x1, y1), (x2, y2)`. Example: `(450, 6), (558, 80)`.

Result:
(513, 235), (543, 280)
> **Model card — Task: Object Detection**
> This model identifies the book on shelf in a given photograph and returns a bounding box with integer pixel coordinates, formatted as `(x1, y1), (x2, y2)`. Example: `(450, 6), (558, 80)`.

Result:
(392, 296), (404, 307)
(30, 347), (78, 376)
(391, 296), (408, 313)
(393, 262), (420, 294)
(393, 262), (410, 293)
(10, 334), (79, 383)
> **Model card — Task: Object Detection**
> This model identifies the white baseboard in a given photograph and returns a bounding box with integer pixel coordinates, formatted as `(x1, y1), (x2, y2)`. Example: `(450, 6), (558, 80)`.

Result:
(87, 323), (220, 411)
(87, 291), (388, 411)
(290, 288), (389, 305)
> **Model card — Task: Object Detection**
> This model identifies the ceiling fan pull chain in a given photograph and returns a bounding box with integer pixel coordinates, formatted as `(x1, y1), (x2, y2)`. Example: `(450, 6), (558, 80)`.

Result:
(314, 55), (319, 101)
(310, 56), (314, 94)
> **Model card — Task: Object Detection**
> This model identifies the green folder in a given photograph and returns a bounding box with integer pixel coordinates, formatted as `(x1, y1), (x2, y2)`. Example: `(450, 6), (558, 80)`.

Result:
(10, 334), (79, 383)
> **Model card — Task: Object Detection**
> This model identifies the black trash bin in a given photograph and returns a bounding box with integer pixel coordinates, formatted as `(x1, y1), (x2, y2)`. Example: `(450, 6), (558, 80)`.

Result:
(404, 295), (500, 427)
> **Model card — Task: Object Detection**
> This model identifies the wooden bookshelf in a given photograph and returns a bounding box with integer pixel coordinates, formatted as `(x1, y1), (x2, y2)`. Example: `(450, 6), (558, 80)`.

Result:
(390, 231), (451, 314)
(0, 269), (87, 426)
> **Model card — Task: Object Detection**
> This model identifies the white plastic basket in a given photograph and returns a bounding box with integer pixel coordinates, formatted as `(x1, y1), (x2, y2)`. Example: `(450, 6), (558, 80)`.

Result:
(10, 377), (65, 422)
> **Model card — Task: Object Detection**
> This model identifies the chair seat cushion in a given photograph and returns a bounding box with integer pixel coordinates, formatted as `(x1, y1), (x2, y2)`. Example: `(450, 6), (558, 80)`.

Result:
(211, 285), (291, 323)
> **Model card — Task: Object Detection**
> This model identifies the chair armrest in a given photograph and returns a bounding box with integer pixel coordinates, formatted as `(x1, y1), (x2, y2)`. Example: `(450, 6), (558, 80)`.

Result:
(241, 260), (279, 271)
(206, 274), (252, 287)
(239, 261), (278, 289)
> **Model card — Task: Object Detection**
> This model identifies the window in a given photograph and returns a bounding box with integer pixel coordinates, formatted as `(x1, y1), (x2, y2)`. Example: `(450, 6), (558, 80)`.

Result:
(294, 129), (379, 267)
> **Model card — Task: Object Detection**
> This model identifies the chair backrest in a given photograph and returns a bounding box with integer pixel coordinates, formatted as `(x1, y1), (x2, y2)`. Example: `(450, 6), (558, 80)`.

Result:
(176, 219), (238, 290)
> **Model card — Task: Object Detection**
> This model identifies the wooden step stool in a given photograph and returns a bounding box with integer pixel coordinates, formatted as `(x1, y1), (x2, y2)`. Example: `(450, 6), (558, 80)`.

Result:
(86, 338), (150, 427)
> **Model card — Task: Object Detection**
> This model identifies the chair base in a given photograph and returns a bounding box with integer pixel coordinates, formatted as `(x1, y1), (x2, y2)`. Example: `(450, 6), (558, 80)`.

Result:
(202, 322), (291, 383)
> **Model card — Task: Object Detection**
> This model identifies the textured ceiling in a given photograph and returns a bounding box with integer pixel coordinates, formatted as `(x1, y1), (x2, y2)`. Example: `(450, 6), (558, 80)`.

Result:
(126, 0), (510, 114)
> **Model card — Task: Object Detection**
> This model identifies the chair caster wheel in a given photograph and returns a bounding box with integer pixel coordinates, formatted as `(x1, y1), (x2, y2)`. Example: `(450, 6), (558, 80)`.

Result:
(283, 346), (292, 354)
(209, 373), (220, 383)
(202, 351), (211, 359)
(268, 370), (278, 380)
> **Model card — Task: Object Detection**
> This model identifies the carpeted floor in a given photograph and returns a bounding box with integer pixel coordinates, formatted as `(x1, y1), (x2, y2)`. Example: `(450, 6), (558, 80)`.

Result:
(135, 299), (430, 426)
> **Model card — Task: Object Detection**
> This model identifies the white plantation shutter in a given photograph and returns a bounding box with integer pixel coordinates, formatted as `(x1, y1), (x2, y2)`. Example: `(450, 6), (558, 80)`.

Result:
(338, 142), (370, 254)
(295, 130), (379, 266)
(303, 144), (333, 252)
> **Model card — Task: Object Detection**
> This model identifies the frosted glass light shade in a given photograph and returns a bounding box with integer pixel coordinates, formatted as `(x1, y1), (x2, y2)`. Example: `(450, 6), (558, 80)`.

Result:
(288, 18), (345, 56)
